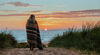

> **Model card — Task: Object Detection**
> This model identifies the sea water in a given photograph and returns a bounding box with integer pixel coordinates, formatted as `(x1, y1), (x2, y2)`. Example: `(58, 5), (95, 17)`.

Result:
(0, 30), (66, 42)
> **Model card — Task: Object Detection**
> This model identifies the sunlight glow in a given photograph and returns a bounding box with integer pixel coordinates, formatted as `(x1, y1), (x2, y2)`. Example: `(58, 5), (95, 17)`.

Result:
(44, 28), (48, 31)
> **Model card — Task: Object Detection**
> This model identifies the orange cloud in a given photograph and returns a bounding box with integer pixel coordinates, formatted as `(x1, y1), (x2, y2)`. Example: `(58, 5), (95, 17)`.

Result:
(0, 9), (100, 30)
(1, 9), (100, 18)
(0, 1), (42, 7)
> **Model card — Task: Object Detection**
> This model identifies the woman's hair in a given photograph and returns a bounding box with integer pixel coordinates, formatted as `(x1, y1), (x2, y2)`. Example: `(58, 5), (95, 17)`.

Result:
(30, 14), (35, 19)
(27, 14), (35, 24)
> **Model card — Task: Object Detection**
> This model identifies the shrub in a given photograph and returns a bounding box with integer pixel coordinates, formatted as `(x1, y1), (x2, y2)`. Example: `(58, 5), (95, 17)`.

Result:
(0, 31), (17, 49)
(17, 42), (29, 48)
(49, 21), (100, 53)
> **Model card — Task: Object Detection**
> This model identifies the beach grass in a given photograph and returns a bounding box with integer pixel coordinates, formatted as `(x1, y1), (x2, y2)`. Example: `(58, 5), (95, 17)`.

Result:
(0, 31), (17, 49)
(49, 21), (100, 53)
(17, 42), (29, 48)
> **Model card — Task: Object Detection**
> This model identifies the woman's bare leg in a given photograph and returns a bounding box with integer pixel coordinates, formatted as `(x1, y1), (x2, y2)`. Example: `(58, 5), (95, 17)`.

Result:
(31, 44), (33, 51)
(30, 43), (33, 51)
(29, 43), (31, 50)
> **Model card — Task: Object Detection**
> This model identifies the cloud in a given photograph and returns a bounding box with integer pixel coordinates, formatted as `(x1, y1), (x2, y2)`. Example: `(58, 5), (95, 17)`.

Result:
(0, 9), (100, 18)
(0, 14), (30, 16)
(0, 10), (42, 15)
(48, 9), (100, 18)
(56, 5), (65, 7)
(0, 1), (42, 7)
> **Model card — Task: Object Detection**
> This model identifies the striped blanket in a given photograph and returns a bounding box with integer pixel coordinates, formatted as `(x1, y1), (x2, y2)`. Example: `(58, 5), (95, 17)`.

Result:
(26, 16), (43, 49)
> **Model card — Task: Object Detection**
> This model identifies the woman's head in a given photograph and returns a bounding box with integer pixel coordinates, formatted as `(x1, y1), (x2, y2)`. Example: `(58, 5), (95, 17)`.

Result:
(27, 14), (35, 24)
(30, 14), (35, 19)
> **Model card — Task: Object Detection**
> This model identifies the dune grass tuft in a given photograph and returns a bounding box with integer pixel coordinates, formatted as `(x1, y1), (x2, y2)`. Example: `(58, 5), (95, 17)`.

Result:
(0, 31), (17, 49)
(49, 21), (100, 53)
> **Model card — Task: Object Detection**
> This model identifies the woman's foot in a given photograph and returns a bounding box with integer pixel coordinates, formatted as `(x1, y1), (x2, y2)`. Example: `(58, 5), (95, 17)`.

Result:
(30, 44), (34, 51)
(37, 45), (43, 50)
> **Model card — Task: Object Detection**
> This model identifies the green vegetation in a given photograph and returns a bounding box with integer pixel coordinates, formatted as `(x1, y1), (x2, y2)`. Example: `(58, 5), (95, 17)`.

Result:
(0, 31), (29, 49)
(0, 31), (17, 49)
(49, 21), (100, 53)
(17, 42), (29, 48)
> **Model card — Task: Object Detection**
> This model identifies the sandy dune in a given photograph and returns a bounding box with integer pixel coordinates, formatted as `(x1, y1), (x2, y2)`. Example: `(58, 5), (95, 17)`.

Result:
(0, 48), (86, 55)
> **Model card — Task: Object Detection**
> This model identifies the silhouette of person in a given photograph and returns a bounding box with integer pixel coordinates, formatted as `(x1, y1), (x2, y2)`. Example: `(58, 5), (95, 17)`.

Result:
(26, 14), (43, 50)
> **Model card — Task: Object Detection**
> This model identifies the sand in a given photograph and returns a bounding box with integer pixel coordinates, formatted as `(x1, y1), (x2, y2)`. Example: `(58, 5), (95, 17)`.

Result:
(0, 48), (83, 55)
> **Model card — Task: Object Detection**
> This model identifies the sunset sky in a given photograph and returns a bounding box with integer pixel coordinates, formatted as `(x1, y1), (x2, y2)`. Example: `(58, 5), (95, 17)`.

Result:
(0, 0), (100, 30)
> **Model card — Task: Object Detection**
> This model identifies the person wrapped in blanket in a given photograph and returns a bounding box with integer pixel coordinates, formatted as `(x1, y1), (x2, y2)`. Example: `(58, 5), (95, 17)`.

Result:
(26, 14), (43, 50)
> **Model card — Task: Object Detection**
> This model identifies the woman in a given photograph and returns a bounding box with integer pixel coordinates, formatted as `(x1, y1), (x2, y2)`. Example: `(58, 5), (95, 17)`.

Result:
(26, 14), (43, 50)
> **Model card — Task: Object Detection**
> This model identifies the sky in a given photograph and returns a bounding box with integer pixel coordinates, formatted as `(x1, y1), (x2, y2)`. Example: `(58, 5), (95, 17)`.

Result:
(0, 0), (100, 30)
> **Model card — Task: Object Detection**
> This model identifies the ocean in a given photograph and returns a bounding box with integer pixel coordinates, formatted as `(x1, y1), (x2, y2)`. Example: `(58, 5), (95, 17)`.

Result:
(0, 30), (66, 42)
